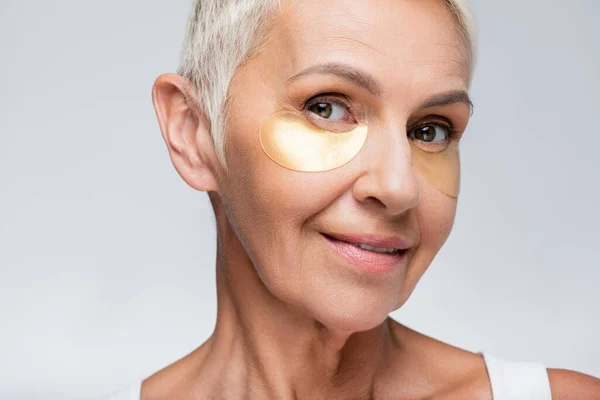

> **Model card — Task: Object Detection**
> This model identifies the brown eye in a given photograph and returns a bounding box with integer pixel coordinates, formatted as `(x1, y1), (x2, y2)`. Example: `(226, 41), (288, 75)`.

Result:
(409, 124), (449, 143)
(309, 102), (332, 118)
(417, 126), (435, 142)
(307, 101), (346, 120)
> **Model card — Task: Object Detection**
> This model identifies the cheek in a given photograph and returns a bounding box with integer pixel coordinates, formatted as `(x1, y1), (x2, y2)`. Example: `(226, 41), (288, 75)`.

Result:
(225, 108), (355, 227)
(397, 179), (458, 305)
(221, 118), (346, 289)
(226, 143), (338, 228)
(418, 187), (457, 252)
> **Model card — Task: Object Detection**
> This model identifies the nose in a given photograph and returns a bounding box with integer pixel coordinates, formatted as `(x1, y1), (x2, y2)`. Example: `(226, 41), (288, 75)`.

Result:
(352, 126), (420, 217)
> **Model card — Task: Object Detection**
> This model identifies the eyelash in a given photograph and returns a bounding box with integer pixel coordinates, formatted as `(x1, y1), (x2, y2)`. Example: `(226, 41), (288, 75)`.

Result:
(303, 93), (461, 141)
(303, 93), (357, 123)
(410, 120), (461, 142)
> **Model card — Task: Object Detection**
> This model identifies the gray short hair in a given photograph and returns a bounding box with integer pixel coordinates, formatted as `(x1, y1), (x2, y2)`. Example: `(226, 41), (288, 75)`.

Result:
(177, 0), (477, 170)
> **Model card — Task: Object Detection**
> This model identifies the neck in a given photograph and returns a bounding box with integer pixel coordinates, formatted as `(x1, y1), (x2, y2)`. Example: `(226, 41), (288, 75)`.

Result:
(200, 203), (395, 399)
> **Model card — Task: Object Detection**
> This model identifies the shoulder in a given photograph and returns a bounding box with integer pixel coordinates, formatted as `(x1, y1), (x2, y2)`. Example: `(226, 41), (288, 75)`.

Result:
(140, 340), (214, 400)
(386, 321), (493, 399)
(547, 368), (600, 400)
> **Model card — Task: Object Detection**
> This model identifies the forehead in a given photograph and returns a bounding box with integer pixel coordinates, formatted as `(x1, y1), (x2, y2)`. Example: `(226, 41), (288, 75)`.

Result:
(263, 0), (470, 91)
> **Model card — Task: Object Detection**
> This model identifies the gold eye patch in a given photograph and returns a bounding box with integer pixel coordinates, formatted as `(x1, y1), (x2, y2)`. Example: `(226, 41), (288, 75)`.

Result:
(259, 111), (368, 172)
(411, 140), (460, 198)
(259, 110), (460, 198)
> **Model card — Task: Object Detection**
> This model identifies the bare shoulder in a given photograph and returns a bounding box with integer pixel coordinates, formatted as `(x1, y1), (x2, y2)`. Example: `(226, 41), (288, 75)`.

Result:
(547, 368), (600, 400)
(386, 320), (493, 400)
(141, 340), (213, 400)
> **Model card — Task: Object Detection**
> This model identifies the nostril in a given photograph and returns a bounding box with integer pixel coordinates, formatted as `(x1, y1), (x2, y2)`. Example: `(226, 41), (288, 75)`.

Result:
(364, 196), (386, 208)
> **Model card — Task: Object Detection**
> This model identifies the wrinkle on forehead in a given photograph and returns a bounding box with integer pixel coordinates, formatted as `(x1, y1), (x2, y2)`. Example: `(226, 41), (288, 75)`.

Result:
(269, 0), (470, 82)
(308, 36), (393, 61)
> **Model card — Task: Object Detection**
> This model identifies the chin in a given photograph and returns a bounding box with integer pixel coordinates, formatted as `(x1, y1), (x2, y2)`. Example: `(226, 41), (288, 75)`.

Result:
(314, 308), (390, 333)
(305, 289), (400, 333)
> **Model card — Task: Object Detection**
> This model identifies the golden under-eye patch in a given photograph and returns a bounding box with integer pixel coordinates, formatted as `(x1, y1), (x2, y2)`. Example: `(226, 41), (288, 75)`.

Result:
(259, 111), (368, 172)
(259, 110), (460, 198)
(411, 140), (460, 198)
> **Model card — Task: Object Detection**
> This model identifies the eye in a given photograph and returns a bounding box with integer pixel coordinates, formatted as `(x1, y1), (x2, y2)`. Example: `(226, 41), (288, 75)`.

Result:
(408, 124), (450, 144)
(307, 101), (347, 121)
(302, 94), (358, 132)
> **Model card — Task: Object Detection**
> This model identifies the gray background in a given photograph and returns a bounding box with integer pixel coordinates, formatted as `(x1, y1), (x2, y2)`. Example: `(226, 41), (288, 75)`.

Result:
(0, 0), (598, 398)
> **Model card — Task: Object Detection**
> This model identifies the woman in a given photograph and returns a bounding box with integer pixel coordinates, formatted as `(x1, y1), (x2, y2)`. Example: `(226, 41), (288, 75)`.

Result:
(110, 0), (600, 398)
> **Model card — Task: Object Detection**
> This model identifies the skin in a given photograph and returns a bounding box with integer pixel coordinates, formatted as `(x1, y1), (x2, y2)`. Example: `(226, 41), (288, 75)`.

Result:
(147, 0), (600, 398)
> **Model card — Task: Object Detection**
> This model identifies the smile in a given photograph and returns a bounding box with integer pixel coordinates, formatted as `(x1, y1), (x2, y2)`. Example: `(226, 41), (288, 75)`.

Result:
(353, 243), (402, 254)
(321, 233), (410, 274)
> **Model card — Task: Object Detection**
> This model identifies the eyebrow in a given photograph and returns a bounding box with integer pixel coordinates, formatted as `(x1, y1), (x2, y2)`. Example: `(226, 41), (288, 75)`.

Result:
(287, 62), (383, 97)
(287, 62), (474, 114)
(420, 90), (474, 115)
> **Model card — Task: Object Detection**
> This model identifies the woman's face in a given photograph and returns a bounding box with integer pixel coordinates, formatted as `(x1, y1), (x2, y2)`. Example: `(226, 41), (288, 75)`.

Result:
(218, 0), (471, 331)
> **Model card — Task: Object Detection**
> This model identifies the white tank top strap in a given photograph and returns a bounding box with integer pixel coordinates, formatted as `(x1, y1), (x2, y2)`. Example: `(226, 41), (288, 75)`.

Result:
(482, 353), (552, 400)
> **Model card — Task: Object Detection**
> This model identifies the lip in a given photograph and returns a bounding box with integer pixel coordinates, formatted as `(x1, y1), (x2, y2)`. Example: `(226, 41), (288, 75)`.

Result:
(323, 232), (413, 250)
(321, 232), (412, 274)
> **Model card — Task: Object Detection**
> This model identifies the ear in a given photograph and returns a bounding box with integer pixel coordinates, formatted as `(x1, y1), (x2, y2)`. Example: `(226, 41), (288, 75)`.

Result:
(152, 73), (220, 192)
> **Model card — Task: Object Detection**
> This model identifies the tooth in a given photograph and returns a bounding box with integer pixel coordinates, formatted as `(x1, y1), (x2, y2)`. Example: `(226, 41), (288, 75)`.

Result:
(355, 243), (399, 253)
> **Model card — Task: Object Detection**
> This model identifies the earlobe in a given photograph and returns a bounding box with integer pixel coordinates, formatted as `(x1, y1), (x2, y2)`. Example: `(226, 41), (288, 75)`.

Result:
(152, 73), (219, 192)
